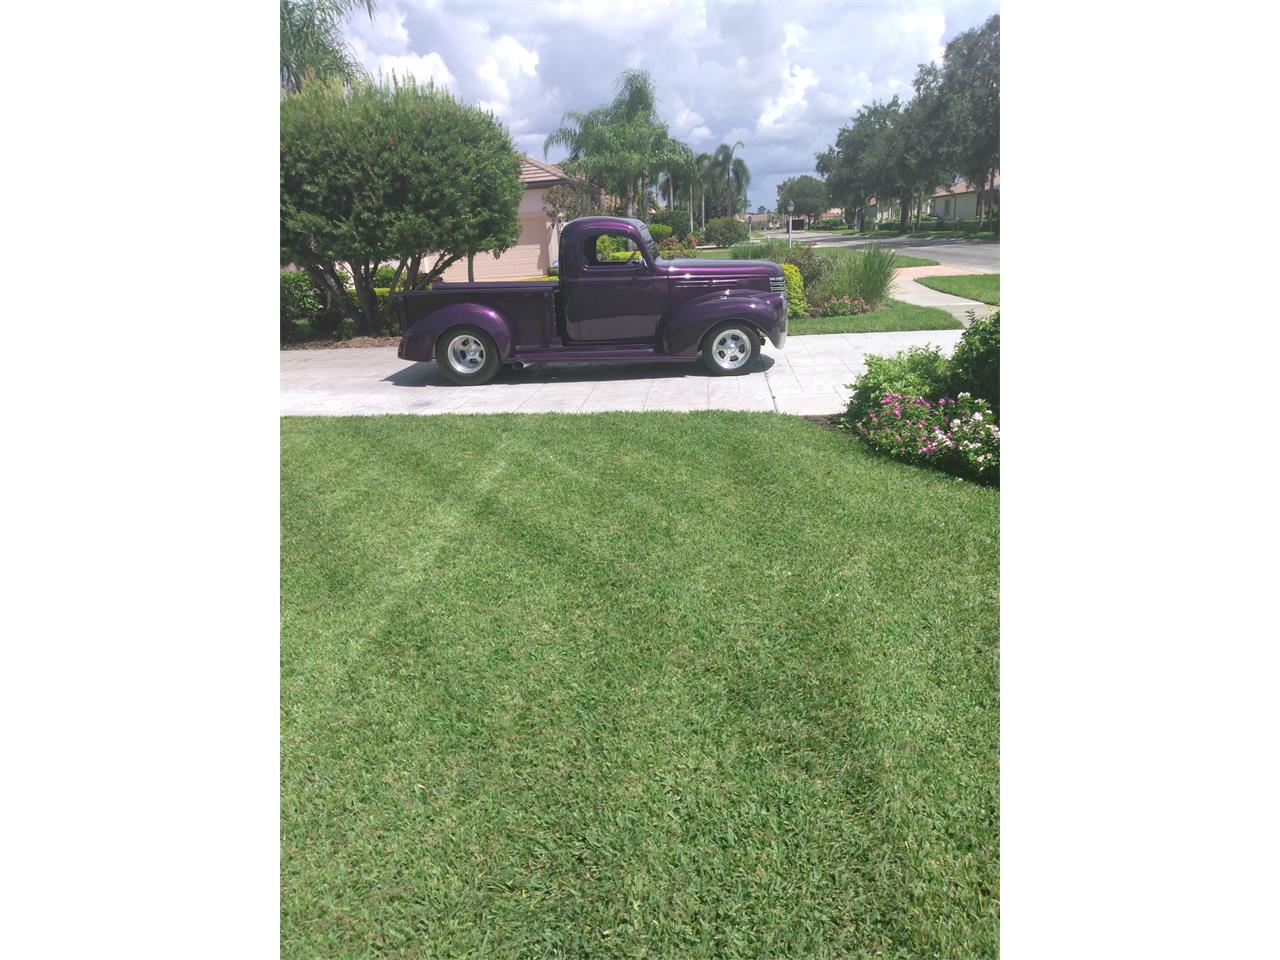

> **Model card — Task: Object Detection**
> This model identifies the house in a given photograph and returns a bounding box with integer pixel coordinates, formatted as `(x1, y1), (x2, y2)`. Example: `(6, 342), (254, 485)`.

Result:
(437, 155), (580, 282)
(745, 212), (771, 229)
(928, 173), (1000, 221)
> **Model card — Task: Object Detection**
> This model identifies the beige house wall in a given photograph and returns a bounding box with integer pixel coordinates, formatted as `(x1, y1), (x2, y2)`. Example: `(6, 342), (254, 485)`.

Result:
(439, 187), (559, 282)
(929, 192), (979, 220)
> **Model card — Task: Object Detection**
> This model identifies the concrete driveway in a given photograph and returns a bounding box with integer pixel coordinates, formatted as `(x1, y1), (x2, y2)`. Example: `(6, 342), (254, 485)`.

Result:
(280, 330), (964, 417)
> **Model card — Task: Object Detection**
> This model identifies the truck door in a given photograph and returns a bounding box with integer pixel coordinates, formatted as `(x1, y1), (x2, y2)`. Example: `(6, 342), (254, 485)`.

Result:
(562, 229), (664, 343)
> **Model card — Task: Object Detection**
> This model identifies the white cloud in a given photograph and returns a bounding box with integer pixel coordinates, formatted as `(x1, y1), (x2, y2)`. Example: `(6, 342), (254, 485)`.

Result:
(758, 63), (817, 129)
(343, 0), (999, 209)
(369, 50), (457, 88)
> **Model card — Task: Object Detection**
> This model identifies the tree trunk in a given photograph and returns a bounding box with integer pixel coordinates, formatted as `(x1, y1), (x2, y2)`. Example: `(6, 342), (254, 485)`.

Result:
(351, 265), (381, 337)
(899, 195), (911, 230)
(640, 172), (648, 222)
(700, 190), (706, 230)
(467, 253), (475, 283)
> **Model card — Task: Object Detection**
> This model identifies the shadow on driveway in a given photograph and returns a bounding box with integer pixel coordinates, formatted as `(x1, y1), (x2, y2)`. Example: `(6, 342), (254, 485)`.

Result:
(383, 354), (775, 388)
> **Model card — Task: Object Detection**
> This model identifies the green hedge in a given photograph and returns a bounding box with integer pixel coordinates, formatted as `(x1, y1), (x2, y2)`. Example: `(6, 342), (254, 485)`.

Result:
(647, 223), (672, 243)
(779, 262), (807, 320)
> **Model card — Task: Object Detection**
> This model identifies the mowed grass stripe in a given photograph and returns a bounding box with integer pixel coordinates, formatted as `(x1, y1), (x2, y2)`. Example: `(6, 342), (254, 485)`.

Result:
(282, 412), (998, 958)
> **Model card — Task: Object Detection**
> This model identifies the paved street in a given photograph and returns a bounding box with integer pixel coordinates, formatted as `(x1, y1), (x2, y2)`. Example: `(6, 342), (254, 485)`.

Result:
(280, 330), (964, 417)
(758, 229), (1000, 272)
(756, 232), (1000, 319)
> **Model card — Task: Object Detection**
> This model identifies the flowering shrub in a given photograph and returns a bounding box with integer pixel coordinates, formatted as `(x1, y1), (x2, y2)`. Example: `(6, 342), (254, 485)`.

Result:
(853, 392), (999, 481)
(779, 262), (808, 319)
(810, 294), (870, 317)
(949, 310), (999, 411)
(659, 235), (697, 258)
(844, 345), (951, 423)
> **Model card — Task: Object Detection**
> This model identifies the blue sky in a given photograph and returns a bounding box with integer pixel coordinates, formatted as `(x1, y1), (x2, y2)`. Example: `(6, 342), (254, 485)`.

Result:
(345, 0), (1000, 211)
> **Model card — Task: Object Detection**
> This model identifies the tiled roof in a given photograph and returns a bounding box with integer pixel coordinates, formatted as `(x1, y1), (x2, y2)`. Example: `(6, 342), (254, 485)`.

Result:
(931, 172), (1001, 198)
(520, 155), (573, 186)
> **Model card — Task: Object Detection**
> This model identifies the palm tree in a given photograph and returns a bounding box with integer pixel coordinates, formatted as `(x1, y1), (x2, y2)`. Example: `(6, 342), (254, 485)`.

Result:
(728, 156), (751, 215)
(655, 141), (696, 233)
(694, 152), (715, 229)
(280, 0), (375, 93)
(711, 141), (750, 216)
(545, 70), (671, 219)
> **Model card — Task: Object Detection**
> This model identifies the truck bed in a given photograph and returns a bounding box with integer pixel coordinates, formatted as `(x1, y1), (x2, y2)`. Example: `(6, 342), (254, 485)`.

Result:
(395, 281), (558, 348)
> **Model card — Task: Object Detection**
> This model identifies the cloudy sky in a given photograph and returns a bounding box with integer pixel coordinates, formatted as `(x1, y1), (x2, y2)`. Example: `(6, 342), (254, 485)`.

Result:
(344, 0), (999, 211)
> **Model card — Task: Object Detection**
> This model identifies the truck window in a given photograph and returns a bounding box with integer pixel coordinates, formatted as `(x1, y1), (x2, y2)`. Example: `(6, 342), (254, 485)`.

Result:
(584, 231), (643, 268)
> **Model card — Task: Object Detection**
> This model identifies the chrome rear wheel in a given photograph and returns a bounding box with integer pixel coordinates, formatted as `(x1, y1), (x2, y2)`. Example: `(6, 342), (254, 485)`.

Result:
(446, 334), (487, 375)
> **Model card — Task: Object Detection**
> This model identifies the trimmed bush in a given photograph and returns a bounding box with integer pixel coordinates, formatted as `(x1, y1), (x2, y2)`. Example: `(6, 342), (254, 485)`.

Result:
(650, 210), (692, 241)
(948, 310), (999, 410)
(281, 270), (319, 340)
(779, 262), (807, 320)
(647, 223), (672, 243)
(703, 216), (748, 247)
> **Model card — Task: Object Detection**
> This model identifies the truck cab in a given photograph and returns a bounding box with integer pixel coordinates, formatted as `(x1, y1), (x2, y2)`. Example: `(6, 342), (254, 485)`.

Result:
(393, 216), (788, 384)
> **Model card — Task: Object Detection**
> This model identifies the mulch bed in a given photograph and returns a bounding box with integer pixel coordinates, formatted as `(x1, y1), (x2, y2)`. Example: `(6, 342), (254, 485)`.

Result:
(281, 336), (401, 351)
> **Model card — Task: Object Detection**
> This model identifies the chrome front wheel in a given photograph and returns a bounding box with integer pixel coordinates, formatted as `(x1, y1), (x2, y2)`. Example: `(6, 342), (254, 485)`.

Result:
(702, 323), (761, 376)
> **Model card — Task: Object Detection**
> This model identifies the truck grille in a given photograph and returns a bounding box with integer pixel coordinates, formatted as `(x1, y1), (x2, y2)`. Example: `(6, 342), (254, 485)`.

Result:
(770, 276), (785, 293)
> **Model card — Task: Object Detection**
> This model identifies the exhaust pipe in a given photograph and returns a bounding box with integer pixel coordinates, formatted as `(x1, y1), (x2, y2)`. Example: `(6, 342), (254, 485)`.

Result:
(509, 360), (525, 370)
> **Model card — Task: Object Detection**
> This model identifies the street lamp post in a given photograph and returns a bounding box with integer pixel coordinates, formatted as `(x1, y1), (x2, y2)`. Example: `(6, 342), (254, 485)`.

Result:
(787, 200), (794, 249)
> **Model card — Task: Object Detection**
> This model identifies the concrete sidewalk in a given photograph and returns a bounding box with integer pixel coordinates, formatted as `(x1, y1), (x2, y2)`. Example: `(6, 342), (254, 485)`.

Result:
(890, 264), (996, 323)
(280, 330), (964, 417)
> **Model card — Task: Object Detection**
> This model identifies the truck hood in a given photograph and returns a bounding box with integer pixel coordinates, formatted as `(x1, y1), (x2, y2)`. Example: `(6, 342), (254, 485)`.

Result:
(662, 258), (783, 276)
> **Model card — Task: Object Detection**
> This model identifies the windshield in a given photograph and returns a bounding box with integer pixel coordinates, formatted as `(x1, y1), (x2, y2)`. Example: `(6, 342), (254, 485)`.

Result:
(638, 225), (660, 263)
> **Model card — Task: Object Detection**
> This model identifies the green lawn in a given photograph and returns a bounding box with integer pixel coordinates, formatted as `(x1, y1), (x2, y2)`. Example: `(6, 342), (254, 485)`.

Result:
(282, 413), (999, 957)
(790, 298), (963, 335)
(915, 274), (1000, 305)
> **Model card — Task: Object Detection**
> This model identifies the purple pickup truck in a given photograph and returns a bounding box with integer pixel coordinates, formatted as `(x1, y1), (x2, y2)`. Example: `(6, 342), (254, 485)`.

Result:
(392, 216), (787, 384)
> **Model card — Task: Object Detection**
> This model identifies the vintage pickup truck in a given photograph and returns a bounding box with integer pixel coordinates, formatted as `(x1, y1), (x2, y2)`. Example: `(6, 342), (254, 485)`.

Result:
(392, 216), (787, 384)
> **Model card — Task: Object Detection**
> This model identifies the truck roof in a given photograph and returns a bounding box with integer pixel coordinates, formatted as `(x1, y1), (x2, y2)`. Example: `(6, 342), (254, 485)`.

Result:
(561, 216), (650, 238)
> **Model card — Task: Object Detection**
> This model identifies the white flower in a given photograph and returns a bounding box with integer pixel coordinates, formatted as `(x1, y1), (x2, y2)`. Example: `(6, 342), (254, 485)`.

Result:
(958, 392), (971, 399)
(972, 412), (983, 421)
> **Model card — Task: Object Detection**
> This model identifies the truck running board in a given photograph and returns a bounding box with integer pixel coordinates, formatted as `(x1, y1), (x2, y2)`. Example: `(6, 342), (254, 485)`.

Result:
(511, 346), (692, 364)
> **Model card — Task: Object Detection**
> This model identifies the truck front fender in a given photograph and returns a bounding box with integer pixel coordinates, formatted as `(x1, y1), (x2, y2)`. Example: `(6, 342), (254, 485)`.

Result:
(400, 303), (515, 363)
(660, 293), (787, 356)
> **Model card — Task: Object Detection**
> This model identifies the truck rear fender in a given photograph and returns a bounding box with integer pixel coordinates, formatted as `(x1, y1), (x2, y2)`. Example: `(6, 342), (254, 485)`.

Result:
(404, 303), (515, 362)
(660, 294), (785, 356)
